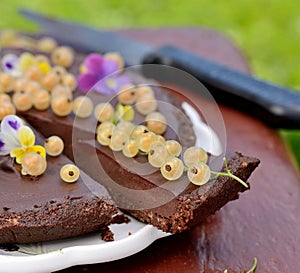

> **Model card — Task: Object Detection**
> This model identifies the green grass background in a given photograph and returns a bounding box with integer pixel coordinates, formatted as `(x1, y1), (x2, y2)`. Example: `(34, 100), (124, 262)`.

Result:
(0, 0), (299, 168)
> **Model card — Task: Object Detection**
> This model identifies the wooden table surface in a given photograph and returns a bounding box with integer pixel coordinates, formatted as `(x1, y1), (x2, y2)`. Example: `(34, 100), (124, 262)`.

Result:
(58, 28), (300, 273)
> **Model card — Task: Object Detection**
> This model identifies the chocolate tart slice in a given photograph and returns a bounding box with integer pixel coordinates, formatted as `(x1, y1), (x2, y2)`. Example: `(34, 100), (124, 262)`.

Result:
(0, 126), (117, 244)
(21, 82), (260, 234)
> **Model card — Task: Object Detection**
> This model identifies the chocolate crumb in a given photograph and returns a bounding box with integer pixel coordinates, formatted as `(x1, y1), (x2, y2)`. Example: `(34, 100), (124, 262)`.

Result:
(101, 227), (114, 241)
(112, 214), (131, 224)
(128, 232), (132, 236)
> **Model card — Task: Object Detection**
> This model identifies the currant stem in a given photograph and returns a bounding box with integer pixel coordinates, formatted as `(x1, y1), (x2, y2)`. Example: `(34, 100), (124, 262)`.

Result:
(223, 257), (257, 273)
(210, 157), (249, 188)
(211, 171), (249, 188)
(247, 257), (258, 273)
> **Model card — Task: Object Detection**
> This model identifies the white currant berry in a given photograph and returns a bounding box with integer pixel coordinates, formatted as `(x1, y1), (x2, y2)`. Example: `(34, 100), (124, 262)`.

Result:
(104, 52), (124, 69)
(60, 164), (80, 183)
(136, 86), (154, 98)
(136, 131), (156, 153)
(24, 66), (43, 82)
(155, 134), (166, 144)
(187, 162), (211, 185)
(97, 123), (115, 146)
(24, 80), (41, 96)
(12, 91), (33, 111)
(116, 121), (135, 135)
(122, 138), (139, 158)
(109, 128), (129, 151)
(51, 46), (74, 68)
(13, 77), (29, 92)
(51, 85), (72, 99)
(61, 73), (77, 92)
(33, 89), (50, 110)
(0, 93), (11, 104)
(135, 93), (157, 115)
(183, 146), (208, 167)
(130, 125), (149, 140)
(37, 37), (58, 52)
(73, 96), (93, 118)
(145, 111), (167, 135)
(160, 156), (184, 181)
(165, 140), (182, 157)
(117, 84), (136, 104)
(52, 66), (67, 79)
(51, 96), (73, 117)
(96, 121), (115, 135)
(148, 141), (168, 167)
(45, 136), (64, 156)
(94, 102), (114, 122)
(42, 71), (60, 91)
(0, 73), (14, 92)
(21, 152), (47, 176)
(0, 102), (16, 120)
(35, 54), (50, 65)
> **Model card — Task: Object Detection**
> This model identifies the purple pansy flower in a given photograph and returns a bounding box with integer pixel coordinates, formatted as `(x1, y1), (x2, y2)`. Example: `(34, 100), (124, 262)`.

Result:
(77, 53), (131, 95)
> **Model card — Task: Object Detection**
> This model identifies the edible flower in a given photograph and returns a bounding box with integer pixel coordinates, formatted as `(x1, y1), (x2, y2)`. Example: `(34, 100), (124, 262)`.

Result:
(1, 54), (21, 77)
(19, 52), (51, 74)
(115, 103), (134, 122)
(77, 53), (131, 94)
(0, 115), (46, 164)
(19, 52), (36, 71)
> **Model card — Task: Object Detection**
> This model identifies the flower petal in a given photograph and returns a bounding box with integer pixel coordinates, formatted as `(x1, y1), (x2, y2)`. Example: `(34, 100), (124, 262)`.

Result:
(84, 54), (104, 75)
(18, 126), (35, 148)
(93, 74), (132, 95)
(113, 74), (132, 92)
(1, 53), (22, 77)
(0, 133), (12, 155)
(10, 147), (25, 164)
(77, 73), (99, 92)
(116, 103), (134, 121)
(37, 62), (51, 74)
(1, 115), (23, 147)
(93, 79), (116, 95)
(27, 145), (46, 158)
(122, 105), (135, 121)
(102, 59), (119, 77)
(19, 52), (36, 71)
(1, 114), (23, 133)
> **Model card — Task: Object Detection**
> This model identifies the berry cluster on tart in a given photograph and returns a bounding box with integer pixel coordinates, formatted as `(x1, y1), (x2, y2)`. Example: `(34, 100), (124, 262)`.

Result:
(0, 30), (260, 244)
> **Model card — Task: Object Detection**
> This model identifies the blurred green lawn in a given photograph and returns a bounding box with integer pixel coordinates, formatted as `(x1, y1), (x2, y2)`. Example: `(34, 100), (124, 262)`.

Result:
(0, 0), (299, 167)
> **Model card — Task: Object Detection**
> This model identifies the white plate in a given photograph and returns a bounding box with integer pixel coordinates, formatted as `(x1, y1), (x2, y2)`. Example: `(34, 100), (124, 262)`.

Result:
(0, 102), (225, 273)
(0, 216), (169, 273)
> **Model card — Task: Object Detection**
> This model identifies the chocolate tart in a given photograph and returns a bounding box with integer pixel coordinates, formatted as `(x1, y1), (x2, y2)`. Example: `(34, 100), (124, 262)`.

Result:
(0, 126), (117, 244)
(0, 45), (259, 240)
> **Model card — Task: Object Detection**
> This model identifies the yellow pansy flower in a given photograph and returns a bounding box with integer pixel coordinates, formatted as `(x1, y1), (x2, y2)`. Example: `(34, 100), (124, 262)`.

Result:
(37, 61), (52, 74)
(19, 52), (36, 71)
(10, 126), (46, 164)
(116, 103), (134, 122)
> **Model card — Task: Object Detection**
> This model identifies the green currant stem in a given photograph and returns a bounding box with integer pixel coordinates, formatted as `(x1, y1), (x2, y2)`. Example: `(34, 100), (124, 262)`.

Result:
(112, 115), (119, 125)
(210, 170), (248, 188)
(210, 157), (248, 188)
(222, 257), (257, 273)
(246, 258), (258, 273)
(138, 150), (148, 156)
